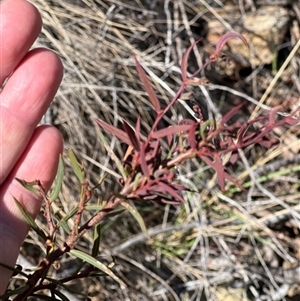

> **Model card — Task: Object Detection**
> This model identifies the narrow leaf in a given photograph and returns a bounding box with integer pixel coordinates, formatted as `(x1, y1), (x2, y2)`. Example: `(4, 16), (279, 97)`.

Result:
(212, 155), (226, 191)
(139, 142), (150, 177)
(213, 32), (248, 60)
(199, 155), (226, 190)
(236, 124), (250, 147)
(0, 262), (28, 278)
(181, 38), (203, 81)
(53, 290), (71, 301)
(122, 119), (140, 151)
(188, 124), (197, 149)
(14, 198), (47, 240)
(135, 115), (142, 141)
(70, 249), (126, 289)
(0, 285), (29, 299)
(95, 118), (131, 146)
(134, 55), (161, 113)
(133, 172), (143, 190)
(68, 149), (84, 183)
(150, 182), (185, 203)
(15, 179), (39, 195)
(221, 102), (245, 126)
(148, 139), (160, 160)
(50, 154), (64, 202)
(121, 202), (150, 240)
(152, 124), (191, 139)
(57, 219), (71, 234)
(200, 119), (214, 139)
(56, 206), (78, 231)
(29, 295), (65, 301)
(224, 171), (246, 192)
(284, 107), (300, 125)
(269, 106), (282, 124)
(92, 223), (101, 258)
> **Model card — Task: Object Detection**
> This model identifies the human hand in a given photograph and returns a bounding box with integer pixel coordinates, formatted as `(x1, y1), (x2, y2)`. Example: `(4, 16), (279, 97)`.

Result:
(0, 0), (63, 294)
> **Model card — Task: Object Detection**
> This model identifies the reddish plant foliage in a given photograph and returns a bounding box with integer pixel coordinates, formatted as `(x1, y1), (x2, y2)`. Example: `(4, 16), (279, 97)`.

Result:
(10, 32), (300, 301)
(95, 32), (299, 203)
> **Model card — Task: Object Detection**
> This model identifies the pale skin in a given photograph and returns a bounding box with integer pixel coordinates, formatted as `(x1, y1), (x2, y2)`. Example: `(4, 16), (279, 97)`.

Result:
(0, 0), (63, 294)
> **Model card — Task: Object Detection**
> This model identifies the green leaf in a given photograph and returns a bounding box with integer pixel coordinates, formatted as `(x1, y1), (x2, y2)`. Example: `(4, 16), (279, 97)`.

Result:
(57, 218), (71, 234)
(133, 172), (142, 190)
(120, 202), (150, 241)
(56, 204), (105, 233)
(30, 294), (64, 301)
(68, 149), (84, 182)
(70, 250), (126, 289)
(0, 262), (27, 278)
(92, 223), (101, 258)
(56, 206), (78, 231)
(85, 204), (105, 211)
(200, 119), (214, 139)
(0, 285), (29, 299)
(103, 207), (125, 218)
(50, 154), (64, 202)
(14, 198), (47, 240)
(53, 289), (71, 301)
(15, 178), (39, 195)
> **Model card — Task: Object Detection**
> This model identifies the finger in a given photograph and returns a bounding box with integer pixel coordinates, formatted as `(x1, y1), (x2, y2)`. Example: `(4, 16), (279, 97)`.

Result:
(0, 48), (64, 184)
(0, 0), (42, 84)
(1, 126), (63, 221)
(0, 125), (63, 294)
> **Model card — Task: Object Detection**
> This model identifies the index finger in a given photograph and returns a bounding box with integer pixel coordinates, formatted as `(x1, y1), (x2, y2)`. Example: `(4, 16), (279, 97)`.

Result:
(0, 0), (42, 84)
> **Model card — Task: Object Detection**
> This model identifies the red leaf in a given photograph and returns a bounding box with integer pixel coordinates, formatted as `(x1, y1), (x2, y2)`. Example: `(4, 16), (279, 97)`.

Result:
(212, 32), (248, 61)
(152, 124), (192, 139)
(139, 142), (150, 177)
(236, 123), (250, 147)
(258, 138), (279, 148)
(134, 55), (161, 113)
(199, 154), (225, 190)
(284, 115), (300, 125)
(199, 154), (245, 191)
(224, 171), (246, 192)
(188, 124), (197, 149)
(181, 38), (203, 82)
(221, 102), (245, 126)
(122, 119), (140, 151)
(148, 139), (160, 160)
(269, 106), (282, 125)
(150, 182), (185, 203)
(135, 115), (141, 138)
(95, 119), (131, 145)
(212, 155), (226, 191)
